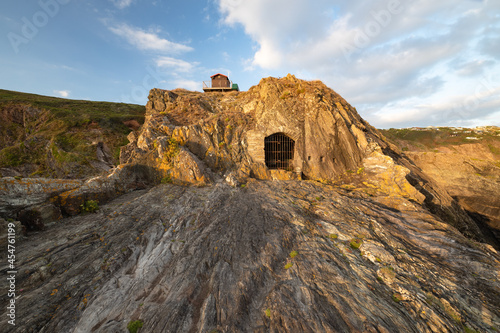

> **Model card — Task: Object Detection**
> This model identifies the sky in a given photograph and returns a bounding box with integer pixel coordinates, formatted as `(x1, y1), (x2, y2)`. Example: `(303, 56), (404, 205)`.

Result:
(0, 0), (499, 129)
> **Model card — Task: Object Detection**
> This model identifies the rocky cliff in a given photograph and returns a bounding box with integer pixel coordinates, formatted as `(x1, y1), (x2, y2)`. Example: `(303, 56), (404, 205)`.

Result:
(121, 75), (374, 183)
(381, 127), (500, 247)
(1, 77), (499, 333)
(120, 75), (486, 243)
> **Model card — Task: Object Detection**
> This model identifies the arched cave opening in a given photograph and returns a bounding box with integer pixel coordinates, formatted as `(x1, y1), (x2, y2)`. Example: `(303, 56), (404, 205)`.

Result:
(264, 133), (295, 171)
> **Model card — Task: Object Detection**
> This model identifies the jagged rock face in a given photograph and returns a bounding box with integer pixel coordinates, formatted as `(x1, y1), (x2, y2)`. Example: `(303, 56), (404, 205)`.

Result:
(2, 181), (499, 332)
(0, 177), (83, 217)
(0, 164), (156, 221)
(120, 75), (488, 244)
(406, 144), (500, 244)
(122, 75), (375, 183)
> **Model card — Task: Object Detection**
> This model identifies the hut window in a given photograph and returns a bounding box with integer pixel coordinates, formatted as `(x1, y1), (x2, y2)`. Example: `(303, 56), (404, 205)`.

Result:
(264, 133), (295, 171)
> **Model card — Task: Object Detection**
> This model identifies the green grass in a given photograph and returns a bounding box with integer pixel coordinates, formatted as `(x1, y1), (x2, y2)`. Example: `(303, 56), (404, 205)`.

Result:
(0, 89), (145, 177)
(80, 200), (99, 213)
(161, 175), (173, 184)
(392, 293), (402, 303)
(163, 138), (180, 165)
(127, 320), (143, 333)
(349, 238), (363, 250)
(0, 89), (145, 132)
(0, 145), (25, 166)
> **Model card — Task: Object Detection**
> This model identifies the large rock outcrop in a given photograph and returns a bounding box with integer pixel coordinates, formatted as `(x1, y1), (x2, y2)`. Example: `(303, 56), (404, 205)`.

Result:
(0, 164), (157, 230)
(122, 75), (374, 183)
(406, 143), (500, 243)
(380, 127), (500, 246)
(0, 76), (489, 242)
(121, 75), (486, 243)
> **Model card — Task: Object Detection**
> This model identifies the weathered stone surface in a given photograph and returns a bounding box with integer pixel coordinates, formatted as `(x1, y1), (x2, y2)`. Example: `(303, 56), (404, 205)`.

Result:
(51, 164), (159, 216)
(123, 75), (374, 184)
(406, 144), (500, 245)
(1, 181), (498, 332)
(117, 76), (487, 246)
(0, 168), (21, 178)
(0, 165), (157, 218)
(362, 144), (426, 203)
(17, 203), (61, 231)
(0, 177), (83, 218)
(170, 147), (212, 186)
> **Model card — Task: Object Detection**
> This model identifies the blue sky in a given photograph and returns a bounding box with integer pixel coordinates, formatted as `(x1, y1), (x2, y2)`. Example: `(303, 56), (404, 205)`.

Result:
(1, 0), (499, 128)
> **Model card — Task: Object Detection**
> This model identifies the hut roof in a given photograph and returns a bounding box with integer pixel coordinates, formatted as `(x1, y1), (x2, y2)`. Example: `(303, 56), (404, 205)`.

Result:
(210, 73), (228, 78)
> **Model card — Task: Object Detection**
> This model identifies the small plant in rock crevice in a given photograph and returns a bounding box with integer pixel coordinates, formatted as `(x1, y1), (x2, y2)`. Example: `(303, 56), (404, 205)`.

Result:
(80, 200), (99, 213)
(349, 238), (363, 250)
(164, 138), (180, 164)
(392, 293), (402, 303)
(127, 319), (143, 333)
(161, 174), (172, 184)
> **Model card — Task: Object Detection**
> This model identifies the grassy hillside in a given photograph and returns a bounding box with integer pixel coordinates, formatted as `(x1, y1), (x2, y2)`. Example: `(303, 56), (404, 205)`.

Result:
(381, 126), (500, 155)
(0, 89), (145, 178)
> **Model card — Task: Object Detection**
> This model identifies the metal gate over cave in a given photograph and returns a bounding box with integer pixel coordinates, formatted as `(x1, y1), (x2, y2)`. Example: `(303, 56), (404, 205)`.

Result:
(264, 133), (295, 171)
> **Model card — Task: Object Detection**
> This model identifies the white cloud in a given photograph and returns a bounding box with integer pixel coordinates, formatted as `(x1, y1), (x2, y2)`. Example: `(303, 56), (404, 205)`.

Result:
(155, 57), (199, 73)
(170, 79), (201, 91)
(108, 23), (193, 54)
(366, 80), (500, 128)
(54, 90), (70, 98)
(110, 0), (134, 9)
(456, 60), (496, 77)
(218, 0), (500, 128)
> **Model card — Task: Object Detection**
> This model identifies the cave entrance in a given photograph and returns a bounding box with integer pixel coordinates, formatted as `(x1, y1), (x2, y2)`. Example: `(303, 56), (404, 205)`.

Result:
(264, 133), (295, 171)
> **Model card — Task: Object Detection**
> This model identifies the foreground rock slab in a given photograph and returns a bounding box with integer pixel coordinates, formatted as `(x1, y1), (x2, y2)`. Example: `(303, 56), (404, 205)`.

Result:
(1, 181), (498, 332)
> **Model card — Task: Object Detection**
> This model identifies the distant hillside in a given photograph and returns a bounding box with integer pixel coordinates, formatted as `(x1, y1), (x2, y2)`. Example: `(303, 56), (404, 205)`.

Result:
(381, 126), (500, 244)
(380, 126), (500, 153)
(0, 89), (145, 178)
